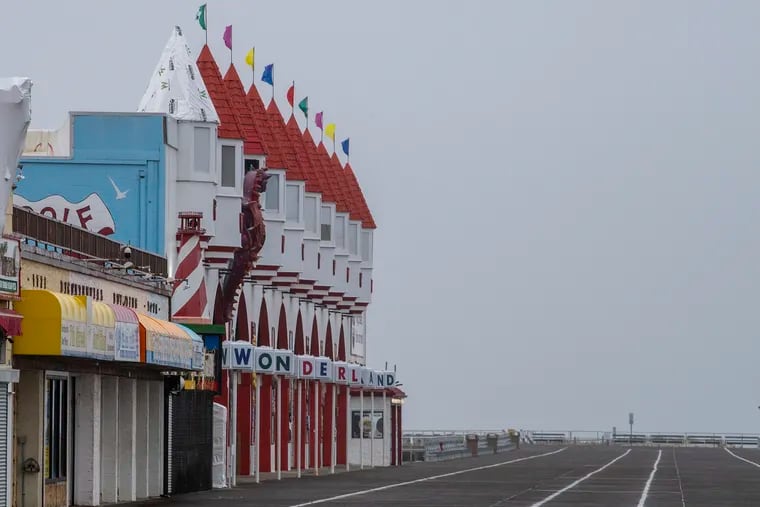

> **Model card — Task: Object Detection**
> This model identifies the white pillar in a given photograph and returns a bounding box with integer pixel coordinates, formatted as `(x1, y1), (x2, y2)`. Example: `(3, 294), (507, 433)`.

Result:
(135, 380), (150, 499)
(74, 374), (102, 506)
(276, 376), (282, 481)
(255, 376), (260, 484)
(148, 381), (163, 497)
(117, 378), (137, 502)
(296, 380), (302, 478)
(370, 392), (375, 468)
(359, 390), (364, 470)
(100, 377), (119, 503)
(230, 371), (238, 487)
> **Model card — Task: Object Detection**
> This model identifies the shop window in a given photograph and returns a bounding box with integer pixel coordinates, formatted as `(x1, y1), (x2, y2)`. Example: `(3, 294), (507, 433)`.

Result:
(45, 377), (68, 481)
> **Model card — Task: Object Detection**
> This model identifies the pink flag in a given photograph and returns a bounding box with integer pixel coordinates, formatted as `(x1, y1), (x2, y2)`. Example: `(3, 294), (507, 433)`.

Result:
(223, 25), (232, 50)
(315, 111), (324, 130)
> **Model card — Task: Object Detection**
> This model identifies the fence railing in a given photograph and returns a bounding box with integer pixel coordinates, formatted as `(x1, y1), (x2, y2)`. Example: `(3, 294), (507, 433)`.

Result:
(402, 431), (515, 462)
(522, 430), (760, 448)
(13, 205), (167, 276)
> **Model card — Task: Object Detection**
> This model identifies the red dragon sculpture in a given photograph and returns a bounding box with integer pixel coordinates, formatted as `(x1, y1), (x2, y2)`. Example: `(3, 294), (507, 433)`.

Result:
(221, 167), (270, 322)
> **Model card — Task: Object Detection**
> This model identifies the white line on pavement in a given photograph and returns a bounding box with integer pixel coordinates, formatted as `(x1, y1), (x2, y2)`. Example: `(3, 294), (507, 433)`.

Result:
(287, 447), (568, 507)
(528, 449), (631, 507)
(725, 447), (760, 468)
(637, 449), (662, 507)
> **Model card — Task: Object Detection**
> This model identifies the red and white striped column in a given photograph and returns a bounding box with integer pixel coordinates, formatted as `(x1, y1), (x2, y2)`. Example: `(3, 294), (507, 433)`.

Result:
(172, 212), (209, 323)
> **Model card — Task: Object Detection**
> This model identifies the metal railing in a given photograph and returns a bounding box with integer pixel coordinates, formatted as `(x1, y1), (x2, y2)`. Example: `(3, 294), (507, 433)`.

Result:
(522, 430), (760, 448)
(13, 205), (167, 276)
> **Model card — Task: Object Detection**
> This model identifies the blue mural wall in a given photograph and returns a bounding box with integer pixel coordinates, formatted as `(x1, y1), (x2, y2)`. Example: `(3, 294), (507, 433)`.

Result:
(18, 113), (167, 254)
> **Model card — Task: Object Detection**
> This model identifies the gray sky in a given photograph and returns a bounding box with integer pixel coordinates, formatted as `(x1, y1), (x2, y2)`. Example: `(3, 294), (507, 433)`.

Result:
(6, 0), (760, 433)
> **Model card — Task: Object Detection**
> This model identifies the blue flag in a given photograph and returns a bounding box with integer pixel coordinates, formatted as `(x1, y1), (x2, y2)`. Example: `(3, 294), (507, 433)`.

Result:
(341, 138), (350, 157)
(261, 64), (274, 86)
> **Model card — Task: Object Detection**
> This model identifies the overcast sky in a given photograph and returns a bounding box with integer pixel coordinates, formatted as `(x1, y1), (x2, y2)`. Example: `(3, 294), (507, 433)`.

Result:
(6, 0), (760, 434)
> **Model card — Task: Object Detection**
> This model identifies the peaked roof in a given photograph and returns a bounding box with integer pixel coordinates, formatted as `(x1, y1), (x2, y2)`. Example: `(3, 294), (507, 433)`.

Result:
(317, 141), (352, 215)
(285, 116), (320, 193)
(246, 85), (284, 168)
(196, 45), (242, 139)
(265, 100), (306, 181)
(223, 65), (265, 155)
(139, 26), (219, 123)
(345, 163), (377, 229)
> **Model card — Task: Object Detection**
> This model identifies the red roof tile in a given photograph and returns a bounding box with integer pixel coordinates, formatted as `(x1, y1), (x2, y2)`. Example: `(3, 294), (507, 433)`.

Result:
(196, 45), (243, 140)
(285, 116), (320, 193)
(246, 85), (285, 168)
(265, 100), (306, 181)
(223, 65), (265, 155)
(345, 162), (377, 229)
(317, 142), (353, 215)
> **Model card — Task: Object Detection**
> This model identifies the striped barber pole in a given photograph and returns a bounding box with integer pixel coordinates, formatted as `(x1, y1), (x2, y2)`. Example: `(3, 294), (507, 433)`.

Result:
(172, 212), (208, 322)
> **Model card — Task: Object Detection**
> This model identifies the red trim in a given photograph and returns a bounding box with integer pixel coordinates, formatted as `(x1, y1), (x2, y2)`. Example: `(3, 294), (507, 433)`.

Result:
(253, 264), (280, 271)
(204, 258), (230, 264)
(281, 235), (286, 254)
(317, 253), (321, 270)
(206, 245), (239, 253)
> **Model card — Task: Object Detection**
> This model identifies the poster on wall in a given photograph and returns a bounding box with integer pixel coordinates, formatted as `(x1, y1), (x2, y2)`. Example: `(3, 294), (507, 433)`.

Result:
(0, 237), (20, 296)
(351, 410), (384, 439)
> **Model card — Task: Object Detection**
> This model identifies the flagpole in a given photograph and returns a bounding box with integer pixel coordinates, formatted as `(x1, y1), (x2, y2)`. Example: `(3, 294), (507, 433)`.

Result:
(205, 4), (208, 45)
(291, 81), (295, 117)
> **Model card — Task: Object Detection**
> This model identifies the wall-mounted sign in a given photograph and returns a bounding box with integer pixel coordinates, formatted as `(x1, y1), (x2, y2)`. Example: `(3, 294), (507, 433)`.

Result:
(0, 237), (20, 297)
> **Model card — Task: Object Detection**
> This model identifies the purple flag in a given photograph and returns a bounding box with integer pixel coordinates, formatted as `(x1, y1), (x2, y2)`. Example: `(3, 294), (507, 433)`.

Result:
(315, 111), (324, 130)
(223, 25), (232, 50)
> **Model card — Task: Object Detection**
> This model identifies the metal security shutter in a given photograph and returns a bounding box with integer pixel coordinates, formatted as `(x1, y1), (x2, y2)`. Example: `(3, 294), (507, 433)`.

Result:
(169, 390), (213, 494)
(0, 383), (8, 505)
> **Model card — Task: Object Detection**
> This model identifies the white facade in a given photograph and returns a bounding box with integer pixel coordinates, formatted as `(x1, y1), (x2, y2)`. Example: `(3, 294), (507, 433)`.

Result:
(348, 393), (392, 467)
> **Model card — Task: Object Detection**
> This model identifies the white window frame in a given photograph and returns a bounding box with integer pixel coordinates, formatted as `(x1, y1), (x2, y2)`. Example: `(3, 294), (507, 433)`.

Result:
(261, 171), (284, 216)
(320, 205), (334, 243)
(285, 183), (302, 223)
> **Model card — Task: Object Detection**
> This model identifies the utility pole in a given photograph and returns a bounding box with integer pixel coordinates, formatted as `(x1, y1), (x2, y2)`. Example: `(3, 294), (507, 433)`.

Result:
(629, 412), (634, 446)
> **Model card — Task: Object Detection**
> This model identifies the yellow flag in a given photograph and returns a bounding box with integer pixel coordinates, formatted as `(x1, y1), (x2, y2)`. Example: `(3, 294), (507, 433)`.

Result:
(325, 123), (336, 141)
(245, 47), (255, 68)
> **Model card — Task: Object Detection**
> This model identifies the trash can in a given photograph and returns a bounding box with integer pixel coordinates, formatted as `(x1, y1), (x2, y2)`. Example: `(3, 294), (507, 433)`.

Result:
(486, 433), (499, 454)
(508, 429), (520, 449)
(466, 434), (479, 457)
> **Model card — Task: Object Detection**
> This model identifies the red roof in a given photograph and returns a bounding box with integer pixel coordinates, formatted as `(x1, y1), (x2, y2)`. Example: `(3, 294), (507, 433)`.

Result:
(265, 100), (306, 181)
(345, 162), (377, 229)
(223, 65), (265, 155)
(285, 116), (320, 193)
(196, 45), (243, 140)
(317, 142), (353, 215)
(246, 85), (284, 168)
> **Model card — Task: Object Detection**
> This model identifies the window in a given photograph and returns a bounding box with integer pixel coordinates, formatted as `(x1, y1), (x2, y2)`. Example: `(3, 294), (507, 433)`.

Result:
(221, 145), (236, 187)
(286, 184), (300, 222)
(348, 224), (359, 255)
(361, 231), (372, 261)
(320, 206), (332, 241)
(45, 377), (68, 481)
(193, 127), (211, 173)
(304, 197), (318, 234)
(245, 158), (260, 173)
(264, 174), (280, 212)
(335, 216), (346, 249)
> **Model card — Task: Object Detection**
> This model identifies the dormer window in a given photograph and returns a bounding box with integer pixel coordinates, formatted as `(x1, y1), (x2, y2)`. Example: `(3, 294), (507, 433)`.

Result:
(245, 158), (260, 173)
(304, 196), (318, 234)
(361, 231), (372, 261)
(320, 206), (332, 241)
(335, 216), (346, 249)
(193, 127), (210, 173)
(348, 223), (359, 255)
(286, 184), (300, 222)
(221, 145), (236, 187)
(263, 174), (280, 212)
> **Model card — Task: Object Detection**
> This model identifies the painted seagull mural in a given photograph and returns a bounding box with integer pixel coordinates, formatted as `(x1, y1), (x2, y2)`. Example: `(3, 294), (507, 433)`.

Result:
(108, 176), (129, 200)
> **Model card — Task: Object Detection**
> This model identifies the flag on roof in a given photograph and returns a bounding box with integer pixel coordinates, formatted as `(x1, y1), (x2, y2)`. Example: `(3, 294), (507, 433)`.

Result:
(245, 47), (255, 68)
(262, 64), (274, 86)
(325, 123), (335, 141)
(298, 97), (309, 118)
(341, 138), (350, 157)
(223, 25), (232, 50)
(196, 4), (207, 30)
(315, 111), (324, 130)
(286, 83), (295, 107)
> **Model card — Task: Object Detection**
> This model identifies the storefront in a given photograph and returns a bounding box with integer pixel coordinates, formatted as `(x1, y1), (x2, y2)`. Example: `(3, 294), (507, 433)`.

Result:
(13, 288), (201, 507)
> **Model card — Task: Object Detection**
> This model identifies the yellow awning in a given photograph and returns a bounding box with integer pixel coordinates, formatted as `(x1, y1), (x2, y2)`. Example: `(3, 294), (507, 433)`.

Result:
(14, 289), (112, 358)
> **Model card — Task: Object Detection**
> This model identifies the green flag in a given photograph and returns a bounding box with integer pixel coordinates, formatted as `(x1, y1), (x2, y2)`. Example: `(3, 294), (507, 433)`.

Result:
(298, 97), (309, 118)
(196, 4), (207, 30)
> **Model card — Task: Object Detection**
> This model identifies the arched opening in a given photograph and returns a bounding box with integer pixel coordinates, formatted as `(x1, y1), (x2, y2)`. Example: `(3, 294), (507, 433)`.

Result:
(322, 322), (334, 466)
(324, 322), (334, 360)
(235, 292), (249, 342)
(336, 323), (348, 466)
(276, 303), (290, 470)
(277, 304), (288, 350)
(337, 324), (346, 361)
(310, 316), (319, 356)
(257, 299), (270, 347)
(294, 311), (305, 355)
(212, 283), (225, 324)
